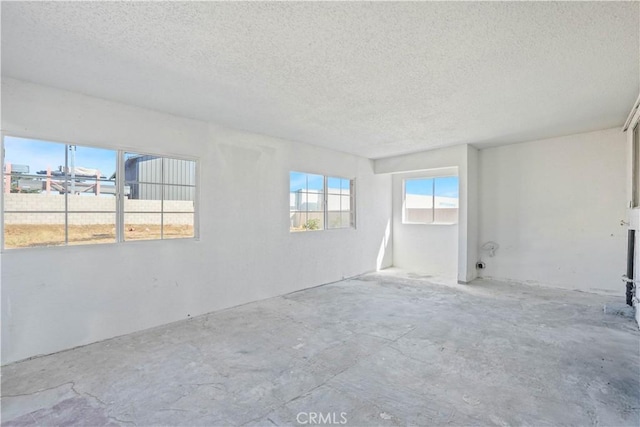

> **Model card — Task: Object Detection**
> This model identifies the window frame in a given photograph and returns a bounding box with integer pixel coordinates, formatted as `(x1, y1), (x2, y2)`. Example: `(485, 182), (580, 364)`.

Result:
(402, 174), (459, 226)
(122, 151), (198, 242)
(633, 122), (640, 208)
(289, 171), (356, 232)
(1, 133), (199, 251)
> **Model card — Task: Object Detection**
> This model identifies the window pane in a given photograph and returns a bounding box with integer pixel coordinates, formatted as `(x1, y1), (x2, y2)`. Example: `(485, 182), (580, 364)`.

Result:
(5, 192), (66, 213)
(290, 211), (308, 232)
(289, 171), (324, 192)
(68, 194), (116, 212)
(305, 212), (324, 231)
(125, 153), (163, 184)
(434, 176), (459, 224)
(66, 178), (120, 197)
(125, 180), (162, 241)
(163, 184), (195, 202)
(67, 213), (116, 246)
(404, 178), (433, 223)
(306, 174), (324, 192)
(290, 171), (307, 192)
(163, 158), (196, 185)
(341, 178), (350, 195)
(340, 195), (351, 211)
(4, 139), (94, 247)
(405, 178), (433, 201)
(124, 213), (162, 241)
(291, 172), (308, 231)
(327, 212), (343, 229)
(125, 182), (163, 202)
(66, 177), (118, 197)
(163, 186), (195, 240)
(163, 213), (194, 239)
(124, 197), (162, 221)
(305, 191), (324, 211)
(3, 136), (66, 181)
(65, 145), (116, 197)
(328, 211), (353, 229)
(290, 191), (306, 212)
(327, 177), (341, 194)
(327, 194), (341, 212)
(290, 172), (326, 232)
(124, 155), (198, 240)
(73, 145), (116, 179)
(4, 213), (65, 248)
(163, 189), (195, 212)
(344, 211), (353, 227)
(2, 137), (122, 248)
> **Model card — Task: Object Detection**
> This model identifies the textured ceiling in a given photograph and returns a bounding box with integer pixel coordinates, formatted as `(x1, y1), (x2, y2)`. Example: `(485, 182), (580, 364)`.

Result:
(2, 2), (638, 159)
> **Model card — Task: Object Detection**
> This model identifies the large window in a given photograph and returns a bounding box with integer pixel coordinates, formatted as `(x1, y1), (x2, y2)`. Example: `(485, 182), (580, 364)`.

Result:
(2, 136), (196, 249)
(403, 176), (458, 224)
(289, 171), (355, 232)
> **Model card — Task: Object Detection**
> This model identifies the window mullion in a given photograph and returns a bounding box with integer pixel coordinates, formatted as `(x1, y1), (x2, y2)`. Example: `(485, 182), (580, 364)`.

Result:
(324, 176), (328, 230)
(431, 179), (435, 224)
(351, 179), (356, 228)
(160, 157), (164, 240)
(64, 144), (69, 245)
(116, 150), (124, 243)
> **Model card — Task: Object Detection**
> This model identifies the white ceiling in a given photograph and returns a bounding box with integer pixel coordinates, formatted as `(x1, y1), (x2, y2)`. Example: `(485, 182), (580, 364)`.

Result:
(2, 2), (638, 159)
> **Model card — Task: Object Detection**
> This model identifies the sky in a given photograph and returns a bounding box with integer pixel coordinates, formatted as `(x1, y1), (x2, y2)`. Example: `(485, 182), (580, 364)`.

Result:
(405, 177), (459, 198)
(290, 171), (323, 191)
(3, 136), (117, 177)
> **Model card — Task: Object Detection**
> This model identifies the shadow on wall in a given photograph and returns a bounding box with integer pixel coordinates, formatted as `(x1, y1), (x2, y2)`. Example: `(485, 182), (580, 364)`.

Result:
(377, 219), (391, 270)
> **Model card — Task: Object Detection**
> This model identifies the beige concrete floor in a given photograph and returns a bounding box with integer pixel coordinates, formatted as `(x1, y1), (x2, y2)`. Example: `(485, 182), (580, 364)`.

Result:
(2, 271), (639, 426)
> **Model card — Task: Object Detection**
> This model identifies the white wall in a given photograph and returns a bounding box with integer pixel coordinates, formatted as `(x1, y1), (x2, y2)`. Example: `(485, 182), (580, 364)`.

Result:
(479, 128), (627, 294)
(0, 78), (393, 364)
(375, 144), (479, 283)
(391, 169), (458, 277)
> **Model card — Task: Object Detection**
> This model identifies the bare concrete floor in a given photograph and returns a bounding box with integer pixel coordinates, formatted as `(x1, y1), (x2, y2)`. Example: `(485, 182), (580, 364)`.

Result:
(2, 271), (639, 426)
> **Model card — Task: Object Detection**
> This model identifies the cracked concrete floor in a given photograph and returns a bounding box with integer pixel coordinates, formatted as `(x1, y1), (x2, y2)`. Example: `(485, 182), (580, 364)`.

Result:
(2, 271), (639, 426)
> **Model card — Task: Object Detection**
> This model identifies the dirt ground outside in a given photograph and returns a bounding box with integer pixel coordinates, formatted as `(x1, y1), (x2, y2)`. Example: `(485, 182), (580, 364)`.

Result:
(4, 224), (194, 248)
